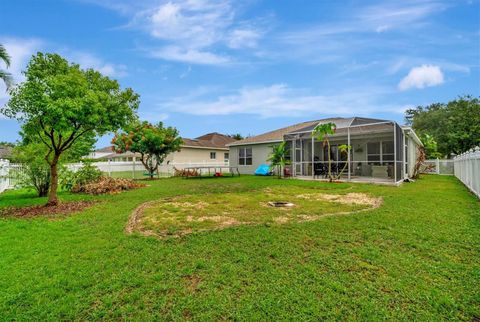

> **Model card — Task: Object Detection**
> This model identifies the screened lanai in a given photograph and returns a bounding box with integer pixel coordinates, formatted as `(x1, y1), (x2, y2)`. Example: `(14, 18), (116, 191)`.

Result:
(283, 117), (406, 184)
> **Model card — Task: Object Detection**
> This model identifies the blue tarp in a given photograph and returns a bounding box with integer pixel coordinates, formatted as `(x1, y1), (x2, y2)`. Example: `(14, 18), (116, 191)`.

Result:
(255, 164), (272, 176)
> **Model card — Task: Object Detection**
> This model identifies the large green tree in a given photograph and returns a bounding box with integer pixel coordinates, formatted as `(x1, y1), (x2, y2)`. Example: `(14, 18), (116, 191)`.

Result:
(0, 44), (13, 90)
(1, 53), (140, 205)
(405, 96), (480, 156)
(112, 121), (182, 179)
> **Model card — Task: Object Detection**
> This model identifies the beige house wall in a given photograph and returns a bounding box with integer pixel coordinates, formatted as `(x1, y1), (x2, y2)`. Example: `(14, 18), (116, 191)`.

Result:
(229, 143), (275, 174)
(164, 146), (229, 164)
(406, 136), (419, 177)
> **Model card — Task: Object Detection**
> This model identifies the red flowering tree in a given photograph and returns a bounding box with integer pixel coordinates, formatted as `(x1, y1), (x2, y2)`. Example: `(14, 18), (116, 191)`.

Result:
(112, 121), (182, 179)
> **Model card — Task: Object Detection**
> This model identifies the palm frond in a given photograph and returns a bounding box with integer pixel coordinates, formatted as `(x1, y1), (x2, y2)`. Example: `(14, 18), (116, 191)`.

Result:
(0, 69), (14, 90)
(0, 45), (11, 68)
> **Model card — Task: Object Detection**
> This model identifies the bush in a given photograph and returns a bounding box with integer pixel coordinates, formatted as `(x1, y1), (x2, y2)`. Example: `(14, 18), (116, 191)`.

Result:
(72, 177), (145, 195)
(61, 162), (102, 191)
(12, 143), (51, 197)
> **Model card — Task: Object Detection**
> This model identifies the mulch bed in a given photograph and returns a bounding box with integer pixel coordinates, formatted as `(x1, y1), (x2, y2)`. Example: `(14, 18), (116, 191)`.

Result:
(0, 200), (97, 218)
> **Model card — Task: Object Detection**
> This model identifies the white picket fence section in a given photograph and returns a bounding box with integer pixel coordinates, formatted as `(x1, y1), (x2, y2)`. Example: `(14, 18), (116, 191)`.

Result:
(422, 159), (454, 175)
(0, 160), (229, 193)
(0, 161), (26, 192)
(0, 159), (9, 193)
(454, 146), (480, 199)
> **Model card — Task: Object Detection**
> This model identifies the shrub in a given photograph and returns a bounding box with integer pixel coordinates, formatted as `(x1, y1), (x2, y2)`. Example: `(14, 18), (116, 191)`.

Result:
(60, 162), (102, 191)
(72, 177), (145, 195)
(12, 143), (51, 197)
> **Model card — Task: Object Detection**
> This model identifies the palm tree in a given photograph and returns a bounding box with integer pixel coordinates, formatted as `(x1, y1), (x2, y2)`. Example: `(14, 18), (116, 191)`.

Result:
(313, 122), (336, 181)
(336, 144), (351, 179)
(0, 44), (13, 90)
(267, 141), (290, 178)
(313, 123), (352, 182)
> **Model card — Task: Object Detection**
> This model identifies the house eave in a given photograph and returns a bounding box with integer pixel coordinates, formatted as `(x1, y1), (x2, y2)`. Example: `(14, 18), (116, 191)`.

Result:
(181, 145), (229, 151)
(227, 139), (283, 147)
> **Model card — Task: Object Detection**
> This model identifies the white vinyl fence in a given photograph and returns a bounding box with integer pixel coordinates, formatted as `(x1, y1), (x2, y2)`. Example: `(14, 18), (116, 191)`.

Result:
(454, 147), (480, 199)
(0, 159), (9, 193)
(421, 159), (455, 175)
(0, 160), (229, 193)
(0, 161), (26, 192)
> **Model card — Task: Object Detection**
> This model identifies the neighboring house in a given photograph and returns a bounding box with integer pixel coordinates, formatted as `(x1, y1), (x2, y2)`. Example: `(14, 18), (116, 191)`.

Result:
(164, 133), (235, 165)
(227, 117), (423, 184)
(90, 133), (236, 165)
(0, 145), (13, 160)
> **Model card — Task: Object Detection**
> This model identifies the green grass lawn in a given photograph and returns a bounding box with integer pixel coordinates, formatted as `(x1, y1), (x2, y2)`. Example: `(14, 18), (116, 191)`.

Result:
(0, 175), (478, 320)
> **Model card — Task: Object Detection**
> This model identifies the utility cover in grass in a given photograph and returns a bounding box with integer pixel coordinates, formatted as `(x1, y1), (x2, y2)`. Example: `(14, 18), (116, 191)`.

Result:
(126, 186), (382, 238)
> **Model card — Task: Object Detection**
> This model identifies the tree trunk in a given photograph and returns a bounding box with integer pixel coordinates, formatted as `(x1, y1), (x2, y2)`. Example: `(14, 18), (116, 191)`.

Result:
(47, 154), (60, 206)
(327, 140), (333, 182)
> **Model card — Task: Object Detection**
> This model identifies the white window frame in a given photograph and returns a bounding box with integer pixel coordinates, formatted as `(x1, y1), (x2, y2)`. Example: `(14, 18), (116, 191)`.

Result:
(210, 152), (216, 160)
(238, 147), (252, 166)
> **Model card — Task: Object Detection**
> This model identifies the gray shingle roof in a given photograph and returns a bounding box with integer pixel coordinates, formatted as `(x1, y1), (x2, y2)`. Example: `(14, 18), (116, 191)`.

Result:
(228, 117), (391, 146)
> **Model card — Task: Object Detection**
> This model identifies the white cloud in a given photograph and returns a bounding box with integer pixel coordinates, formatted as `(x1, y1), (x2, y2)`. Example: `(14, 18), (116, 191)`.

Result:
(398, 64), (444, 90)
(227, 28), (262, 49)
(125, 0), (265, 64)
(157, 84), (400, 118)
(139, 111), (169, 123)
(358, 1), (446, 32)
(0, 38), (42, 83)
(0, 37), (42, 107)
(274, 1), (448, 65)
(149, 46), (230, 65)
(67, 51), (128, 77)
(144, 1), (232, 48)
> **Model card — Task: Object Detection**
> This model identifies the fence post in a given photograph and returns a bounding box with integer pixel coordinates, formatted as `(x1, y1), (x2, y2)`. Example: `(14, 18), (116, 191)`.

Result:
(132, 157), (136, 179)
(436, 158), (440, 174)
(108, 159), (112, 177)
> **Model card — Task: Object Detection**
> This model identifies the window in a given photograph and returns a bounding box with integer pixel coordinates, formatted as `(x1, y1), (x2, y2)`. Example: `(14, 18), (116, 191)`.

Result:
(367, 141), (394, 164)
(238, 147), (252, 165)
(224, 152), (229, 162)
(210, 152), (216, 159)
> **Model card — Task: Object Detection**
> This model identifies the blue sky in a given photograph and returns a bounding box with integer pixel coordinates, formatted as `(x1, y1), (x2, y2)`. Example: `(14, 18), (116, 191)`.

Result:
(1, 0), (479, 147)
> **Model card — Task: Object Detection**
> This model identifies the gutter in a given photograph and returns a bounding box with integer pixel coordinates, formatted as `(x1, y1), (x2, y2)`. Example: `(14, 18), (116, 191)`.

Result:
(403, 127), (423, 146)
(227, 139), (283, 147)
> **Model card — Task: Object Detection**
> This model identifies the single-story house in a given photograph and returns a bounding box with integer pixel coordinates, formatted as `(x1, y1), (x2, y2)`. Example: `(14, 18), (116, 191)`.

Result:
(90, 132), (236, 165)
(227, 117), (423, 184)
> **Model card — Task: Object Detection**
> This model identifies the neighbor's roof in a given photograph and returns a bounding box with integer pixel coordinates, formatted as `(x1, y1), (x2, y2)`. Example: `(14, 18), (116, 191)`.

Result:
(182, 132), (236, 149)
(95, 146), (114, 153)
(94, 133), (236, 158)
(227, 117), (392, 146)
(0, 146), (13, 159)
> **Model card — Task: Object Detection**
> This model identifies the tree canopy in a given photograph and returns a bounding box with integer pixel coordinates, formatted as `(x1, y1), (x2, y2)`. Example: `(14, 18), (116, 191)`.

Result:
(112, 121), (183, 179)
(405, 96), (480, 156)
(1, 52), (140, 205)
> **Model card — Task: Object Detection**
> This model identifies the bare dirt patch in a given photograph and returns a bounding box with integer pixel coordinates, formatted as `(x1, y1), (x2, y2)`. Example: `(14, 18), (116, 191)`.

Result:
(296, 192), (381, 207)
(126, 187), (383, 239)
(0, 201), (96, 218)
(183, 274), (202, 293)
